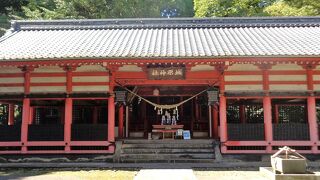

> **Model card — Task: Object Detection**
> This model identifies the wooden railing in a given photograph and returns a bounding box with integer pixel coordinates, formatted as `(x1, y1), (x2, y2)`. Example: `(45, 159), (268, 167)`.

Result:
(227, 123), (265, 141)
(0, 125), (21, 141)
(273, 123), (310, 140)
(71, 124), (108, 141)
(28, 125), (64, 141)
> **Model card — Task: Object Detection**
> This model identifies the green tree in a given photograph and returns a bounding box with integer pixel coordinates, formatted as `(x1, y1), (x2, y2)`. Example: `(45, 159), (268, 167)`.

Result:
(21, 0), (194, 19)
(0, 0), (28, 14)
(0, 0), (28, 36)
(194, 0), (320, 17)
(194, 0), (274, 17)
(264, 0), (319, 16)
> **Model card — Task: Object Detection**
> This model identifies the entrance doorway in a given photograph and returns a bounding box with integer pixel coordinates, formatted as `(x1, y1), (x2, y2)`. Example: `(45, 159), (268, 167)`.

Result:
(125, 86), (214, 139)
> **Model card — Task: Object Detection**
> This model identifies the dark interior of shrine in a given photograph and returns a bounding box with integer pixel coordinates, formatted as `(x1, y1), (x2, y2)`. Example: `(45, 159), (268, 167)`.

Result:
(128, 85), (212, 138)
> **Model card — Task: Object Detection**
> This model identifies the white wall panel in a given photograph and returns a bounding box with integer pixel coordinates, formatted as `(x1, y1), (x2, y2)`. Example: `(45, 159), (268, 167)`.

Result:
(313, 84), (320, 91)
(227, 64), (258, 71)
(34, 66), (64, 72)
(269, 75), (306, 81)
(118, 65), (142, 72)
(0, 77), (24, 83)
(271, 64), (303, 70)
(73, 86), (109, 92)
(75, 65), (107, 72)
(72, 76), (109, 82)
(191, 65), (214, 71)
(31, 77), (66, 83)
(225, 75), (262, 81)
(225, 85), (263, 91)
(0, 87), (24, 93)
(313, 75), (320, 81)
(0, 67), (22, 73)
(269, 84), (307, 91)
(30, 86), (66, 93)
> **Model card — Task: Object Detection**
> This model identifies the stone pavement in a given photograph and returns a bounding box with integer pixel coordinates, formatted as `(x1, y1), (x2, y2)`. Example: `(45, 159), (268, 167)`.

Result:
(134, 169), (197, 180)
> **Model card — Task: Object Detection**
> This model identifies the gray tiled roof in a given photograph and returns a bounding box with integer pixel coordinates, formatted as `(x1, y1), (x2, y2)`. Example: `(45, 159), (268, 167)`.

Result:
(1, 17), (320, 61)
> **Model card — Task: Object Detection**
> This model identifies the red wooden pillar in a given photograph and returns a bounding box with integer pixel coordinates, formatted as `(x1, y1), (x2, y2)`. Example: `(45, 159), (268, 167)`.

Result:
(263, 96), (273, 153)
(21, 66), (32, 153)
(8, 104), (15, 125)
(64, 98), (72, 152)
(118, 105), (124, 138)
(108, 96), (115, 142)
(107, 67), (116, 143)
(259, 65), (273, 153)
(305, 66), (318, 153)
(307, 96), (318, 153)
(216, 65), (227, 153)
(21, 98), (30, 153)
(213, 105), (219, 139)
(239, 105), (246, 123)
(219, 95), (227, 153)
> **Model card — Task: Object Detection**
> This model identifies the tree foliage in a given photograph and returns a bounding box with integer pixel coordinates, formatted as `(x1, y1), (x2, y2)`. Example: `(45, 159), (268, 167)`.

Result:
(264, 0), (319, 16)
(20, 0), (194, 19)
(1, 0), (320, 37)
(194, 0), (274, 17)
(194, 0), (320, 17)
(0, 0), (28, 14)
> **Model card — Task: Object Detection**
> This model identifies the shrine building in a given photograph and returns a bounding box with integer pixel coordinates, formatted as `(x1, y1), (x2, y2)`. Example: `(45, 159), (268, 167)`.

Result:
(0, 17), (320, 155)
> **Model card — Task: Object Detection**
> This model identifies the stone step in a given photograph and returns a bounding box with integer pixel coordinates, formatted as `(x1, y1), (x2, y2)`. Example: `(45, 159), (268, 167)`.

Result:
(122, 139), (215, 144)
(120, 158), (215, 163)
(122, 148), (214, 154)
(122, 143), (214, 149)
(120, 153), (215, 160)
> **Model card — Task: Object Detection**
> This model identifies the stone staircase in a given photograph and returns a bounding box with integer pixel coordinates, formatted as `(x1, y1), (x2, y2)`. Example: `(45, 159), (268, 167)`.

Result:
(117, 139), (216, 163)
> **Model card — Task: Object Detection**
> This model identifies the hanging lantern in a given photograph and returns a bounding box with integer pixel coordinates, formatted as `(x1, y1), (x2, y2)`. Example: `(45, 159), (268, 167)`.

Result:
(207, 87), (219, 105)
(115, 89), (127, 105)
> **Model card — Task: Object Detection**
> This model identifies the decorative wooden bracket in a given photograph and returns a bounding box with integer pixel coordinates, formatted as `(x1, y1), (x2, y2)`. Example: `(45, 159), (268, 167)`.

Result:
(214, 64), (228, 73)
(300, 64), (316, 70)
(61, 65), (78, 72)
(18, 65), (38, 72)
(256, 64), (273, 70)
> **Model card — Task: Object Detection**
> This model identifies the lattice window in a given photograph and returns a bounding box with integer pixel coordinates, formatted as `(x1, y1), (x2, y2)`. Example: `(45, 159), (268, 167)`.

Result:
(0, 104), (8, 125)
(316, 102), (320, 123)
(33, 107), (61, 124)
(34, 108), (41, 125)
(245, 105), (264, 123)
(72, 107), (81, 123)
(227, 105), (239, 123)
(278, 105), (306, 123)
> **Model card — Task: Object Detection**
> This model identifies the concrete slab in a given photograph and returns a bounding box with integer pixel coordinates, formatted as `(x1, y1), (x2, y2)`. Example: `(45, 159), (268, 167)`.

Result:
(260, 167), (320, 180)
(134, 169), (197, 180)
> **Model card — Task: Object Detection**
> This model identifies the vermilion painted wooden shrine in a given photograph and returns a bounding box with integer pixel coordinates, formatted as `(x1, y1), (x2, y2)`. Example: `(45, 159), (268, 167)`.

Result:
(0, 17), (320, 155)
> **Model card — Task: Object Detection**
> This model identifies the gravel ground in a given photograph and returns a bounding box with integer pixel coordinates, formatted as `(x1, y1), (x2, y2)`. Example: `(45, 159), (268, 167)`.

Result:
(0, 169), (138, 180)
(194, 169), (269, 180)
(194, 167), (320, 180)
(0, 167), (319, 180)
